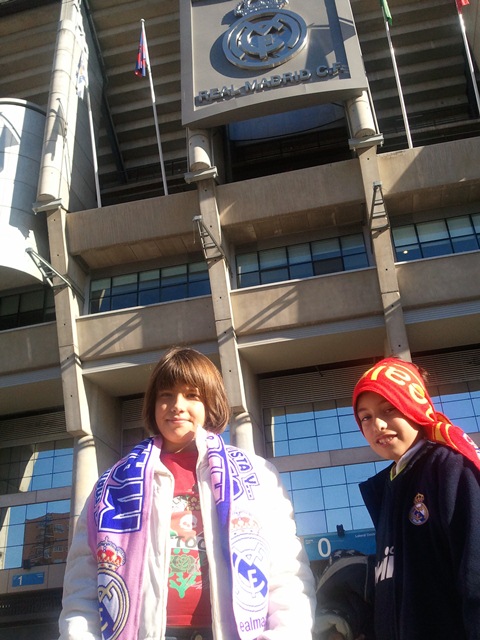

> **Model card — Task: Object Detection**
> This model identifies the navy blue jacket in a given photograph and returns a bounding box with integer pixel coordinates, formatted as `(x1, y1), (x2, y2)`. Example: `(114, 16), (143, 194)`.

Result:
(360, 441), (480, 640)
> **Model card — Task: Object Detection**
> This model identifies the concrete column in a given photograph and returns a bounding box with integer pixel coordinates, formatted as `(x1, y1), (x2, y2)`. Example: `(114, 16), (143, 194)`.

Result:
(193, 177), (254, 450)
(68, 434), (96, 541)
(345, 91), (376, 139)
(37, 0), (100, 211)
(356, 146), (411, 361)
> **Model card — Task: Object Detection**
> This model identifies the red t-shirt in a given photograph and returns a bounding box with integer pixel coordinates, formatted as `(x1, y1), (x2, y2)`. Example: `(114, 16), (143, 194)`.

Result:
(160, 451), (212, 627)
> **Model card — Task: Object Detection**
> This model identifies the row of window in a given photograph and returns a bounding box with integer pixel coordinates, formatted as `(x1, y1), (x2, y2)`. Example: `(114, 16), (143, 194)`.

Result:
(1, 213), (479, 328)
(393, 213), (480, 261)
(264, 383), (480, 459)
(0, 501), (70, 570)
(0, 288), (55, 331)
(90, 262), (211, 314)
(0, 439), (73, 495)
(281, 460), (389, 537)
(236, 234), (368, 287)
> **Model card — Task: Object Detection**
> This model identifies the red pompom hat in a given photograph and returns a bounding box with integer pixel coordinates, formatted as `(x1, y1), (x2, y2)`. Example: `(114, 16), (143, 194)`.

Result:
(352, 357), (480, 471)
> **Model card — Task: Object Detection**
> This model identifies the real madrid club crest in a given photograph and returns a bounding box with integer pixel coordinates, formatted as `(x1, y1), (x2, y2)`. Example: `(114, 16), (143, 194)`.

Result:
(223, 0), (308, 70)
(97, 537), (130, 640)
(408, 493), (429, 526)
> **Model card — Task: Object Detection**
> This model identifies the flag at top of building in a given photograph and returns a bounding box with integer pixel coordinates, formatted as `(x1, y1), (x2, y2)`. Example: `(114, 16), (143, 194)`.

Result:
(379, 0), (392, 25)
(456, 0), (469, 11)
(135, 29), (147, 77)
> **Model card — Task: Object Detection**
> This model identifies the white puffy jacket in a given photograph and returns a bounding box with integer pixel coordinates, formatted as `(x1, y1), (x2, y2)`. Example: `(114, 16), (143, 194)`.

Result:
(59, 427), (316, 640)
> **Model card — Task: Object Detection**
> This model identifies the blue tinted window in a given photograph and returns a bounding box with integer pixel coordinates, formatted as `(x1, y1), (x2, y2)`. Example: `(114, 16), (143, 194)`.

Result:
(0, 500), (70, 569)
(281, 460), (389, 537)
(0, 440), (73, 494)
(393, 213), (480, 262)
(90, 261), (210, 313)
(264, 399), (362, 457)
(237, 233), (368, 288)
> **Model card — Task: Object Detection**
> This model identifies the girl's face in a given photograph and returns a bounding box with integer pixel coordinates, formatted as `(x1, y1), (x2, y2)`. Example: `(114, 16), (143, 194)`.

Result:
(356, 391), (422, 462)
(154, 382), (206, 453)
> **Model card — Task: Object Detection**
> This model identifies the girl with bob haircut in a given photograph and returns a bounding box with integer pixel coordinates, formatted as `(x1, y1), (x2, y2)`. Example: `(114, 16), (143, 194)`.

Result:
(142, 345), (230, 436)
(59, 346), (315, 640)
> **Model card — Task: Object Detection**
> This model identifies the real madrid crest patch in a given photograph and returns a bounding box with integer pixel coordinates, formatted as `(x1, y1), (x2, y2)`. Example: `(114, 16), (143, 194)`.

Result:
(408, 492), (429, 526)
(97, 537), (130, 640)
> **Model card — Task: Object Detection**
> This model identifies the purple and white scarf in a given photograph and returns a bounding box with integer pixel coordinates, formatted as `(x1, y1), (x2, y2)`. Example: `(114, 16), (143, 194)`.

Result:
(87, 433), (270, 640)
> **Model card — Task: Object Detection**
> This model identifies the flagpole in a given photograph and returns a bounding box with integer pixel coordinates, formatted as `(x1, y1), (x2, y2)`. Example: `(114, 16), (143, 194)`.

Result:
(140, 18), (169, 195)
(456, 4), (480, 117)
(382, 10), (413, 149)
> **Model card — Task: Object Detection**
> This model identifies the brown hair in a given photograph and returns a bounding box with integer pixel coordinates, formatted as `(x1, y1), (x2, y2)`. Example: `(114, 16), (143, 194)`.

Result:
(142, 346), (231, 435)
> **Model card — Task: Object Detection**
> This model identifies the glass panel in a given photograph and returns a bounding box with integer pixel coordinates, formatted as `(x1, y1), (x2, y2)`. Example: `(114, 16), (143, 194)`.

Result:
(311, 238), (340, 260)
(138, 290), (160, 306)
(189, 262), (209, 281)
(188, 280), (211, 297)
(317, 434), (342, 451)
(237, 253), (259, 274)
(395, 245), (422, 261)
(293, 487), (321, 512)
(326, 508), (353, 532)
(421, 239), (452, 258)
(447, 216), (474, 237)
(321, 466), (346, 486)
(472, 213), (480, 233)
(259, 247), (287, 270)
(344, 253), (369, 270)
(340, 234), (365, 255)
(161, 284), (188, 302)
(110, 293), (138, 309)
(90, 297), (111, 313)
(451, 237), (478, 253)
(19, 290), (44, 312)
(139, 270), (160, 289)
(111, 273), (138, 294)
(287, 243), (311, 265)
(284, 463), (383, 538)
(416, 220), (449, 243)
(323, 484), (349, 509)
(392, 225), (417, 247)
(260, 268), (289, 284)
(290, 263), (314, 279)
(238, 272), (261, 287)
(91, 278), (111, 295)
(161, 265), (188, 284)
(313, 257), (343, 275)
(289, 438), (319, 455)
(0, 295), (19, 316)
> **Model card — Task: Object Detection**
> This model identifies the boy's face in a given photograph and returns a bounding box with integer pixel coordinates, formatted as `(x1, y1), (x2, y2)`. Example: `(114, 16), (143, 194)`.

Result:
(356, 391), (422, 462)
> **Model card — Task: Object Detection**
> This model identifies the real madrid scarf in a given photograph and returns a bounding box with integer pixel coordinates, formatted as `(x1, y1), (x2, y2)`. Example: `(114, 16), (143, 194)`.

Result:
(352, 357), (480, 471)
(87, 432), (270, 640)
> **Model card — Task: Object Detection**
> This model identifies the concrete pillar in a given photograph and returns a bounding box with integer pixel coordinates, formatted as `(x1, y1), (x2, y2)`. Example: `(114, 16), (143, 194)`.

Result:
(69, 434), (96, 542)
(345, 91), (376, 139)
(37, 0), (100, 212)
(356, 146), (411, 361)
(188, 130), (257, 451)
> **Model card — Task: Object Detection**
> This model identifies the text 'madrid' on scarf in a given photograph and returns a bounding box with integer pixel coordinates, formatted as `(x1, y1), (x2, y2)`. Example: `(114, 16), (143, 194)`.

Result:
(352, 357), (480, 471)
(87, 433), (270, 640)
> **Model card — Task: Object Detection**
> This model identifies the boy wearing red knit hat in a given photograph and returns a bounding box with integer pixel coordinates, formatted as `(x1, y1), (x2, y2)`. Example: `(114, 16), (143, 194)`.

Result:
(351, 357), (480, 640)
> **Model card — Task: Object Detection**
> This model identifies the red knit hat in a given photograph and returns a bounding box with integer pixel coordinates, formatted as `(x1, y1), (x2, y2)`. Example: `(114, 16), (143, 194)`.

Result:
(352, 357), (480, 470)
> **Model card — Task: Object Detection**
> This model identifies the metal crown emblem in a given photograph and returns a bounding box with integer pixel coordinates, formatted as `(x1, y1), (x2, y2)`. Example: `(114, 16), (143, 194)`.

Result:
(235, 0), (288, 17)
